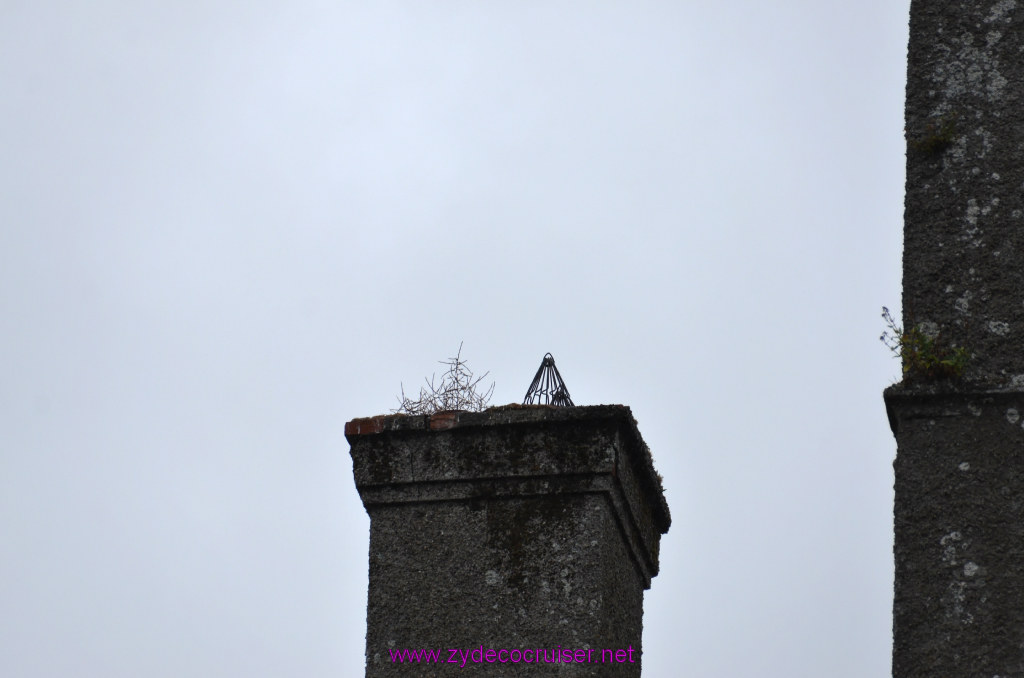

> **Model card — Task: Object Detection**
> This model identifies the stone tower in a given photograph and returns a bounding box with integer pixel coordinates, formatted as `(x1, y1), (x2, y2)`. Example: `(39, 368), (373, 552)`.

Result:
(886, 1), (1024, 676)
(346, 405), (670, 677)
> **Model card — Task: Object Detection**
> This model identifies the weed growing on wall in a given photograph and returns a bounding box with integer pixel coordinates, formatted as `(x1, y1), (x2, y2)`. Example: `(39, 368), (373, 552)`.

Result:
(909, 112), (958, 154)
(881, 306), (969, 381)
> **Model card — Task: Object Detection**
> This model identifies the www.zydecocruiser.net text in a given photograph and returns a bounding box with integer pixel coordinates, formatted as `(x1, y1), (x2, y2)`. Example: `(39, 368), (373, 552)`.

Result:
(389, 645), (637, 667)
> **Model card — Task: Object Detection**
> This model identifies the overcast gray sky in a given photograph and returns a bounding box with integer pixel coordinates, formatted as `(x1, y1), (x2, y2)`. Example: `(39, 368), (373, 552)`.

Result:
(1, 1), (907, 676)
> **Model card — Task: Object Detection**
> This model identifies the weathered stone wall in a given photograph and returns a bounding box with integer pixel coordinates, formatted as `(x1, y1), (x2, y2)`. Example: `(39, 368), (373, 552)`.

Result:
(891, 2), (1024, 676)
(346, 405), (670, 678)
(903, 0), (1024, 385)
(889, 391), (1024, 677)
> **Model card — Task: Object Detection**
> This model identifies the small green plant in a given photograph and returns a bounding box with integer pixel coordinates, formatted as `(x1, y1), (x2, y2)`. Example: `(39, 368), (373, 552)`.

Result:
(880, 306), (969, 380)
(909, 112), (958, 154)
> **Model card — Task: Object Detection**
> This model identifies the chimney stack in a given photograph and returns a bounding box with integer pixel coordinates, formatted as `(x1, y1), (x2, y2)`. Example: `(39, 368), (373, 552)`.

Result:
(346, 405), (670, 677)
(887, 1), (1024, 675)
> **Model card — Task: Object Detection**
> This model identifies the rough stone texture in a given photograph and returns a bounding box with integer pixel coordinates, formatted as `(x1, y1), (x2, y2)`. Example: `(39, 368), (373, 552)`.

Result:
(903, 0), (1024, 386)
(346, 404), (670, 677)
(892, 3), (1024, 675)
(887, 391), (1024, 677)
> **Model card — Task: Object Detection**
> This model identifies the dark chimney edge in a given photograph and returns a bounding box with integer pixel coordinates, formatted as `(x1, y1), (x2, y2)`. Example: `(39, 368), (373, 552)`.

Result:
(346, 403), (671, 534)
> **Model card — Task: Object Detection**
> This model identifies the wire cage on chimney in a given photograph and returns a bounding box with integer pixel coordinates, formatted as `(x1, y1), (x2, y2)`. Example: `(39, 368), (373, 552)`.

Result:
(523, 353), (575, 407)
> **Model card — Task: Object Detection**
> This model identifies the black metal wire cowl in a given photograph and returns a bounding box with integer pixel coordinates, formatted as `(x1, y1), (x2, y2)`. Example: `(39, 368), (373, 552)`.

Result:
(523, 353), (575, 406)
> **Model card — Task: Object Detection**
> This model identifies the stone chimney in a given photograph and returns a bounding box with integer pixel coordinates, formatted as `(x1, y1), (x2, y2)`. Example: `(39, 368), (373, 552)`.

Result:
(346, 404), (670, 677)
(886, 1), (1024, 676)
